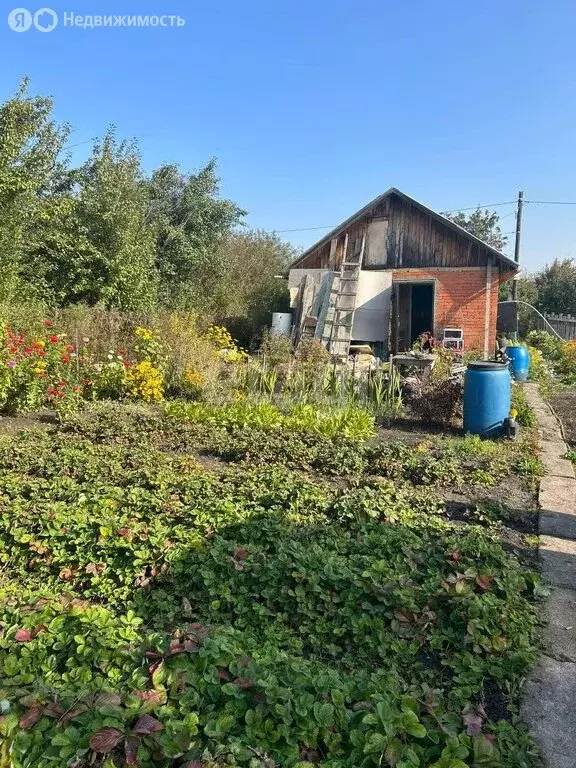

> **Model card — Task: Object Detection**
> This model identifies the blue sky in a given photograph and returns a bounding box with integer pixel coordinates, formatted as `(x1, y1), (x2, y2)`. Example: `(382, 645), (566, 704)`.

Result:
(1, 0), (575, 270)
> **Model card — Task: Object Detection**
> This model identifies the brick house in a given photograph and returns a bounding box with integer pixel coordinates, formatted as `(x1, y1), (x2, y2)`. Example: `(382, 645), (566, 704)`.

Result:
(288, 188), (517, 358)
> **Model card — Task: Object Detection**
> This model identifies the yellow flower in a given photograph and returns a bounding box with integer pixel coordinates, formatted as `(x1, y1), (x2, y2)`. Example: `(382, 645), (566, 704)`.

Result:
(135, 326), (153, 342)
(126, 359), (164, 402)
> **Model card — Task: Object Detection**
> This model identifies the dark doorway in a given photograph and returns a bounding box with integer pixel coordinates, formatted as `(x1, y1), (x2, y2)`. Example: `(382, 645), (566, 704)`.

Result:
(392, 282), (434, 352)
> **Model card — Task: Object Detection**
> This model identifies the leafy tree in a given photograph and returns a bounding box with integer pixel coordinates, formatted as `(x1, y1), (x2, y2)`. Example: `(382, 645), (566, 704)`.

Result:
(71, 129), (158, 310)
(443, 207), (508, 250)
(213, 230), (294, 344)
(148, 161), (244, 309)
(535, 258), (576, 315)
(0, 78), (70, 301)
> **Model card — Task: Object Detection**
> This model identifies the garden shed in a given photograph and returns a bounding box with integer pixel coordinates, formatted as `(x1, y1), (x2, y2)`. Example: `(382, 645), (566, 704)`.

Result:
(289, 188), (518, 358)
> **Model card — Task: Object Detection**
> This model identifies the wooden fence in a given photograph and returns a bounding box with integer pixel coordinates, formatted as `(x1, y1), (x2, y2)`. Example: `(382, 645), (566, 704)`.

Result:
(535, 313), (576, 341)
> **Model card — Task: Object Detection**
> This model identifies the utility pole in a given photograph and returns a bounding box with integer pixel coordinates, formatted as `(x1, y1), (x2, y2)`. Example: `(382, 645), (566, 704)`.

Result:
(511, 190), (524, 302)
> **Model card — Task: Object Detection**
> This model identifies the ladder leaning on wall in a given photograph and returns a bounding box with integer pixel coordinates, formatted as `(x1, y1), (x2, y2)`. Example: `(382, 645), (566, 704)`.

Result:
(322, 234), (364, 360)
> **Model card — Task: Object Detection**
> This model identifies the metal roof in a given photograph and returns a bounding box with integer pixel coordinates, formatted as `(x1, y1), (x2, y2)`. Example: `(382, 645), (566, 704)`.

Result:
(290, 187), (518, 270)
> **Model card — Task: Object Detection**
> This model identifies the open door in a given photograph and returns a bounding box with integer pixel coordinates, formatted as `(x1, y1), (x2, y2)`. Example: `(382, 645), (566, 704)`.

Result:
(391, 282), (434, 352)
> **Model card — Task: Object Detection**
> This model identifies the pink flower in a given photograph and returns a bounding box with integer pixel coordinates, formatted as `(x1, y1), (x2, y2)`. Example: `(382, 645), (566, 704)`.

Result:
(8, 361), (16, 368)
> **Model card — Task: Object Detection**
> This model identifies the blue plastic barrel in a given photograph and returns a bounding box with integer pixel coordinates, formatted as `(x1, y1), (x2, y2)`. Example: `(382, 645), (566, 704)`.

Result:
(505, 345), (530, 381)
(463, 361), (511, 437)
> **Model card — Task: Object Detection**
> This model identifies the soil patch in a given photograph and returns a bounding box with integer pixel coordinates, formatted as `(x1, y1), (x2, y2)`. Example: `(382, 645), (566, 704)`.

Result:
(549, 389), (576, 445)
(0, 411), (56, 435)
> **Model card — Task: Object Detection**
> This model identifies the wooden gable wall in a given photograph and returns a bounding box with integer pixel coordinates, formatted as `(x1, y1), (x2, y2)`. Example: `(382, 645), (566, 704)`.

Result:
(293, 193), (501, 271)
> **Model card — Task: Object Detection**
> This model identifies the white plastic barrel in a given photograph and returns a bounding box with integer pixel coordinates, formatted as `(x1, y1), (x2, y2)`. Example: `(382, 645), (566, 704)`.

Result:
(271, 312), (292, 336)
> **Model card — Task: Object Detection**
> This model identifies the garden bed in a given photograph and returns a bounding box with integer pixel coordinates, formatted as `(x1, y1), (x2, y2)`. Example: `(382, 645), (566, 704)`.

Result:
(0, 401), (542, 768)
(548, 389), (576, 445)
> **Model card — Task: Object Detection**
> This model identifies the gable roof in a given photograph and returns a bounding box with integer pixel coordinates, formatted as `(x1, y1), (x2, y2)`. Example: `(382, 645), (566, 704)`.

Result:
(290, 187), (518, 270)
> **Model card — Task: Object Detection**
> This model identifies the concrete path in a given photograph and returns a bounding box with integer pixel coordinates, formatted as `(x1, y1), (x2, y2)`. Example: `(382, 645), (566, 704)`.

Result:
(521, 384), (576, 768)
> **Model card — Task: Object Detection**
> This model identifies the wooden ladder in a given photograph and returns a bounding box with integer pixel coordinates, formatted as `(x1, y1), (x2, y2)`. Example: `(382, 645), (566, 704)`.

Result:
(324, 250), (363, 360)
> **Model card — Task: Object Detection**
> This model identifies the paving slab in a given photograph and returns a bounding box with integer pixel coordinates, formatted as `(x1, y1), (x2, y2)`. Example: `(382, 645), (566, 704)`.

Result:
(539, 475), (576, 512)
(538, 453), (574, 479)
(540, 510), (576, 539)
(521, 654), (576, 768)
(523, 384), (576, 765)
(540, 535), (576, 588)
(542, 587), (576, 663)
(538, 460), (576, 537)
(538, 426), (567, 444)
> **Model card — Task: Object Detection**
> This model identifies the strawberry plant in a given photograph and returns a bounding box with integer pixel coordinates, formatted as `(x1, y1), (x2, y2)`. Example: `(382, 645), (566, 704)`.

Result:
(0, 403), (542, 767)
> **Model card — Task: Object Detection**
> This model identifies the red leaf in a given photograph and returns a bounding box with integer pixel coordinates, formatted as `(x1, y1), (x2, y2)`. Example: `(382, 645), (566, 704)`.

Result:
(217, 668), (230, 681)
(15, 628), (31, 642)
(476, 574), (493, 591)
(124, 735), (140, 765)
(167, 639), (185, 656)
(232, 677), (254, 689)
(132, 714), (164, 734)
(235, 547), (248, 560)
(43, 701), (65, 718)
(19, 707), (42, 729)
(89, 727), (124, 753)
(58, 705), (88, 725)
(463, 712), (483, 736)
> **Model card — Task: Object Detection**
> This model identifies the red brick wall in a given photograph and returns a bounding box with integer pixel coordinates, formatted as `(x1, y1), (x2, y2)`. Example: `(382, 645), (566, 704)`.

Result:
(392, 267), (500, 354)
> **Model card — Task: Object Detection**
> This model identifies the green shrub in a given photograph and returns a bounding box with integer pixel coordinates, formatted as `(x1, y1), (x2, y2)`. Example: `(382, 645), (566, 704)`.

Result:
(511, 385), (536, 427)
(165, 400), (376, 441)
(525, 330), (563, 361)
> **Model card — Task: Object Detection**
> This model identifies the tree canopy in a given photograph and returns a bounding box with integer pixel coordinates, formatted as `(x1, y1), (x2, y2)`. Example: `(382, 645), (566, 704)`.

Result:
(443, 207), (508, 251)
(0, 79), (290, 334)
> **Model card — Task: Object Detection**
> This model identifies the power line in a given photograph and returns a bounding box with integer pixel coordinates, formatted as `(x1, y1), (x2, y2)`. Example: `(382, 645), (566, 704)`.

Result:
(525, 199), (576, 205)
(440, 200), (517, 213)
(274, 225), (336, 233)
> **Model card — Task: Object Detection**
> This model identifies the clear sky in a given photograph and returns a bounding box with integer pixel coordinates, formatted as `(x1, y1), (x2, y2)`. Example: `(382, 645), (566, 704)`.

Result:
(1, 0), (575, 270)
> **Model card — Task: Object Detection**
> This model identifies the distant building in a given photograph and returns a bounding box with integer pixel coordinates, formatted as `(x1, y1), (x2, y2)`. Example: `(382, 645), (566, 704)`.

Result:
(289, 187), (517, 358)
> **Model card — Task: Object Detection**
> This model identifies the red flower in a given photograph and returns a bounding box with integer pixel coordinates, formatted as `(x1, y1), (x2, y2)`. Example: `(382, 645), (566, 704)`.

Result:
(66, 344), (74, 352)
(46, 389), (56, 397)
(57, 381), (67, 388)
(119, 348), (127, 356)
(36, 370), (45, 377)
(123, 360), (132, 368)
(37, 349), (45, 357)
(43, 320), (52, 328)
(61, 355), (70, 364)
(49, 335), (58, 343)
(72, 385), (80, 393)
(23, 347), (33, 356)
(83, 378), (92, 386)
